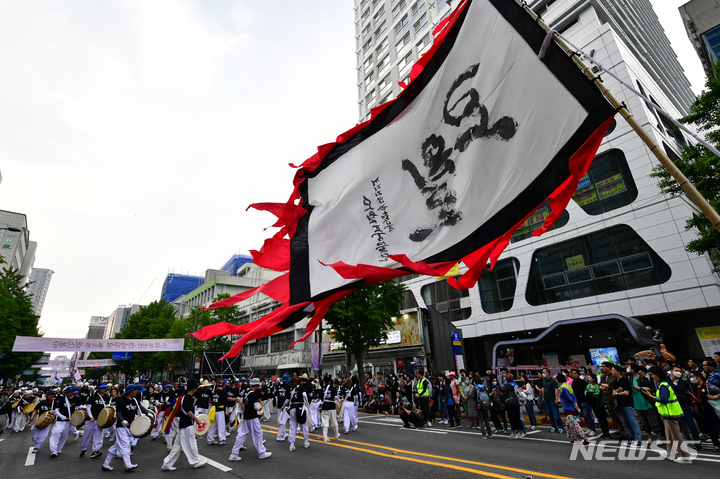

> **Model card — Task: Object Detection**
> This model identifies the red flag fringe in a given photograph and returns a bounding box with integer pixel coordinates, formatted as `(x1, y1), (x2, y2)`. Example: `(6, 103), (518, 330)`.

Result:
(194, 0), (612, 361)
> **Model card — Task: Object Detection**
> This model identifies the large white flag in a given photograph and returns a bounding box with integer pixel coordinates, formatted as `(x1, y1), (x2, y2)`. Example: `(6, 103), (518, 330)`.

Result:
(195, 0), (615, 359)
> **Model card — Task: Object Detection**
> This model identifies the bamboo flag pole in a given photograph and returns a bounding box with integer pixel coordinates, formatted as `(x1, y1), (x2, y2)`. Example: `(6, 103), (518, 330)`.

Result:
(515, 0), (720, 234)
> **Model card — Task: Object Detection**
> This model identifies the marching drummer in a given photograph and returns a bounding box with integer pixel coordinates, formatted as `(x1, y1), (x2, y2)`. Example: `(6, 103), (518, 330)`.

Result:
(80, 382), (109, 459)
(276, 374), (292, 442)
(228, 378), (272, 461)
(206, 380), (228, 446)
(31, 390), (56, 453)
(49, 386), (81, 458)
(102, 385), (139, 472)
(161, 379), (207, 471)
(151, 383), (173, 441)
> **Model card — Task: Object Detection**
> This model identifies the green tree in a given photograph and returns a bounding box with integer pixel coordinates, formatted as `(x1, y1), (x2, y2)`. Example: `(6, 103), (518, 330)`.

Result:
(651, 64), (720, 271)
(325, 281), (406, 373)
(188, 293), (242, 355)
(0, 256), (43, 381)
(114, 299), (178, 378)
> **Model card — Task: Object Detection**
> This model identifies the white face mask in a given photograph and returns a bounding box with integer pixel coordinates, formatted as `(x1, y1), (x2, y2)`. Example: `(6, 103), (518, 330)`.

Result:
(627, 368), (632, 373)
(672, 371), (682, 378)
(690, 378), (698, 384)
(542, 373), (548, 379)
(646, 366), (652, 370)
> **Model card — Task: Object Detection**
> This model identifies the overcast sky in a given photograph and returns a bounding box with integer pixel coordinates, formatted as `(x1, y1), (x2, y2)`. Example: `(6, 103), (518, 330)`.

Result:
(0, 0), (707, 340)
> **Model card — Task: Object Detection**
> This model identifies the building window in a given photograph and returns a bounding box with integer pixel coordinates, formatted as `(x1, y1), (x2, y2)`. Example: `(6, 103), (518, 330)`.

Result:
(526, 225), (671, 306)
(412, 0), (426, 18)
(363, 56), (374, 74)
(401, 290), (419, 310)
(394, 14), (409, 36)
(373, 5), (385, 23)
(271, 332), (294, 352)
(380, 92), (393, 104)
(363, 36), (373, 53)
(375, 37), (389, 56)
(396, 32), (411, 52)
(378, 73), (392, 93)
(392, 0), (407, 19)
(366, 90), (376, 105)
(364, 72), (375, 88)
(362, 23), (371, 38)
(361, 8), (371, 23)
(414, 13), (428, 34)
(2, 244), (10, 249)
(571, 149), (637, 215)
(398, 51), (413, 70)
(256, 338), (269, 355)
(377, 53), (390, 73)
(416, 33), (431, 54)
(479, 258), (520, 314)
(421, 278), (471, 322)
(510, 200), (570, 244)
(375, 19), (387, 37)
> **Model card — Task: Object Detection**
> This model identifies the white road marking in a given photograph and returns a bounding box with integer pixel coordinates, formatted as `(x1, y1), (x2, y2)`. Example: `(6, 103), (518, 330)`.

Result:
(198, 455), (232, 472)
(25, 447), (36, 466)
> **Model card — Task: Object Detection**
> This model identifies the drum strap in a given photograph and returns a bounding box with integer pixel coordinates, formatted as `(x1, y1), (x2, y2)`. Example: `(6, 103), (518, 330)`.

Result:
(64, 396), (71, 417)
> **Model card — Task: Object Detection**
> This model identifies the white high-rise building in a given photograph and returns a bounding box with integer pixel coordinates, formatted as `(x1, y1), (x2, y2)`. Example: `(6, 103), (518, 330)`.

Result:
(354, 0), (720, 373)
(27, 268), (54, 316)
(0, 210), (31, 282)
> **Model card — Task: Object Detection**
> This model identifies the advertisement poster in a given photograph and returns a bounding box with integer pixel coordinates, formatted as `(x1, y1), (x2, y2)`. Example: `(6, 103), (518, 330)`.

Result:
(322, 312), (422, 352)
(696, 326), (720, 356)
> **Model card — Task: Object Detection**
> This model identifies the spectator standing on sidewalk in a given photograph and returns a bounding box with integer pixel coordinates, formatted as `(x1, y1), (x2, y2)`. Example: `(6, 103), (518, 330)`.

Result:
(628, 364), (662, 446)
(502, 374), (523, 439)
(642, 367), (692, 464)
(449, 372), (462, 425)
(436, 373), (448, 424)
(570, 369), (596, 437)
(490, 380), (508, 433)
(670, 365), (701, 450)
(519, 376), (537, 430)
(585, 374), (610, 438)
(476, 384), (493, 439)
(690, 370), (720, 452)
(463, 375), (477, 428)
(599, 362), (627, 439)
(610, 365), (643, 447)
(535, 368), (563, 433)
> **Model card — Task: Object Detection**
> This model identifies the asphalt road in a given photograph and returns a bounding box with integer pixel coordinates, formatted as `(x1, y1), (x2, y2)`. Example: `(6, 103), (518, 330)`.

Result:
(1, 412), (718, 479)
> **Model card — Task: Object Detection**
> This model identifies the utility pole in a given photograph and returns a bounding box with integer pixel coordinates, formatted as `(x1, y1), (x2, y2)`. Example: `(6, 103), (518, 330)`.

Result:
(190, 306), (198, 380)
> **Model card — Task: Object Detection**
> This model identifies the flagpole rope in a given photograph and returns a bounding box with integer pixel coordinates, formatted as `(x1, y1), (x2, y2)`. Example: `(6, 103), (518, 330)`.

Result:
(514, 0), (720, 233)
(555, 33), (720, 160)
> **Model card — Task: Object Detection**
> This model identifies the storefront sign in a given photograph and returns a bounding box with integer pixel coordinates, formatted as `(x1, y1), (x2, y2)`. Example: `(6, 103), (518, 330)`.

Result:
(323, 312), (422, 352)
(12, 336), (185, 352)
(566, 254), (585, 270)
(696, 326), (720, 356)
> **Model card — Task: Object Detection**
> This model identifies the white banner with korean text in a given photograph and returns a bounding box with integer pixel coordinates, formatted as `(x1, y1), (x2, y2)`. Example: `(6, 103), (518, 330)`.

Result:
(13, 336), (185, 353)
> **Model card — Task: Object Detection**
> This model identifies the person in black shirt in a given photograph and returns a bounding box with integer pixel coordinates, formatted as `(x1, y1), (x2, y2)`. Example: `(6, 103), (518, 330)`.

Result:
(207, 382), (228, 446)
(289, 374), (312, 451)
(229, 378), (271, 461)
(102, 385), (138, 472)
(194, 380), (212, 416)
(339, 378), (358, 434)
(611, 364), (643, 447)
(260, 379), (272, 422)
(570, 369), (596, 437)
(81, 382), (109, 458)
(162, 379), (206, 471)
(275, 375), (292, 441)
(49, 387), (82, 458)
(31, 390), (56, 453)
(224, 380), (240, 435)
(321, 378), (340, 442)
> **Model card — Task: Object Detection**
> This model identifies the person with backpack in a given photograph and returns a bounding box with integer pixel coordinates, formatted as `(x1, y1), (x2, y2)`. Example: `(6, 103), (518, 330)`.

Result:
(558, 373), (590, 446)
(489, 379), (508, 433)
(475, 384), (493, 439)
(502, 374), (523, 439)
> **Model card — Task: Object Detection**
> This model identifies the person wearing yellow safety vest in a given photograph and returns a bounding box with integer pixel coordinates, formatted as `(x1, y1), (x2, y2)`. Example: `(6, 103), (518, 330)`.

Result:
(641, 366), (692, 465)
(414, 369), (433, 427)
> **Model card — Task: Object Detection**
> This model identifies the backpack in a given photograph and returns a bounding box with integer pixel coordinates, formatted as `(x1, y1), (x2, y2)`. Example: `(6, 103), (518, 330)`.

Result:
(477, 389), (491, 409)
(514, 385), (527, 406)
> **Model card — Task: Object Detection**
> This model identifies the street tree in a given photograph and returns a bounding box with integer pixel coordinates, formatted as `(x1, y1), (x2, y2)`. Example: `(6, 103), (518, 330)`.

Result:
(114, 299), (178, 378)
(651, 64), (720, 271)
(0, 256), (43, 381)
(325, 281), (406, 374)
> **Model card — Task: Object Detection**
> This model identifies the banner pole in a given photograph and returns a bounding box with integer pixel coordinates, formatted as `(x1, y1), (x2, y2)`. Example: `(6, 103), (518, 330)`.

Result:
(515, 0), (720, 234)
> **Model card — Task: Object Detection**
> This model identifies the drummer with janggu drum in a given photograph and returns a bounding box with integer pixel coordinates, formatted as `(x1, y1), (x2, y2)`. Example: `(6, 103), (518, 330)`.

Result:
(102, 384), (139, 472)
(31, 390), (57, 453)
(49, 386), (82, 458)
(80, 382), (110, 459)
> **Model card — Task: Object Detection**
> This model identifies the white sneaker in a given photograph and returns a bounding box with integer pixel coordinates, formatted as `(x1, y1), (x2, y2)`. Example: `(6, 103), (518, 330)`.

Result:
(161, 465), (176, 471)
(587, 430), (597, 437)
(289, 445), (296, 452)
(304, 442), (310, 449)
(276, 437), (286, 442)
(193, 460), (207, 469)
(530, 426), (537, 431)
(674, 457), (692, 464)
(228, 454), (242, 462)
(207, 440), (216, 445)
(258, 451), (272, 459)
(508, 432), (516, 439)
